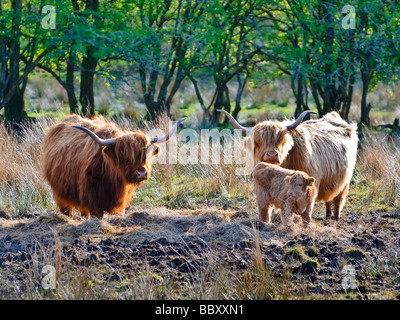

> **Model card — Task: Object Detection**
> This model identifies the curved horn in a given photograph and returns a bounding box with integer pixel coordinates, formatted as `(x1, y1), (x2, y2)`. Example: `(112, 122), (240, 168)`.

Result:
(286, 111), (317, 131)
(217, 109), (252, 132)
(150, 118), (187, 143)
(72, 126), (116, 146)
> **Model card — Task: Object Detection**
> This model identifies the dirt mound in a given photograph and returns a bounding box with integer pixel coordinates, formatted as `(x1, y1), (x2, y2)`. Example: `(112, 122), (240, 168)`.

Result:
(1, 207), (400, 299)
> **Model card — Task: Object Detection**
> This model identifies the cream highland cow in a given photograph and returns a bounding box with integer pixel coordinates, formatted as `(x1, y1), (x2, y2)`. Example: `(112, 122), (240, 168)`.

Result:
(218, 110), (358, 221)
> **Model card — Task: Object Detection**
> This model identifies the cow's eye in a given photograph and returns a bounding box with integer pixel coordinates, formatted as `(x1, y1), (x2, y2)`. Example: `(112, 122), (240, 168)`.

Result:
(298, 184), (303, 187)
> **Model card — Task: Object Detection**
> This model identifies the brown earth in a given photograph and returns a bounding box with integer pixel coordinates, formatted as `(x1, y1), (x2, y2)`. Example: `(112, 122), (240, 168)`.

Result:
(1, 206), (400, 299)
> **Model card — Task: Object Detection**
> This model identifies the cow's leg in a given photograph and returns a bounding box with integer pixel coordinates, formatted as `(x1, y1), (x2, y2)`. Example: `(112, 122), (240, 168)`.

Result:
(89, 210), (104, 219)
(79, 208), (90, 219)
(59, 205), (72, 217)
(55, 197), (72, 217)
(332, 183), (349, 220)
(87, 204), (104, 219)
(325, 201), (333, 220)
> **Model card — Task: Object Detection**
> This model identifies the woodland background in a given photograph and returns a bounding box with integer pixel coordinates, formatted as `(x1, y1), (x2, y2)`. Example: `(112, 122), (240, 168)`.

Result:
(1, 0), (400, 131)
(1, 0), (400, 300)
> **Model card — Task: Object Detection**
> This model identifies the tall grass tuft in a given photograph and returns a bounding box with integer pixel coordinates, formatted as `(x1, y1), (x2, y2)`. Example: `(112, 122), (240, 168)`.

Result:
(356, 130), (400, 209)
(0, 119), (55, 215)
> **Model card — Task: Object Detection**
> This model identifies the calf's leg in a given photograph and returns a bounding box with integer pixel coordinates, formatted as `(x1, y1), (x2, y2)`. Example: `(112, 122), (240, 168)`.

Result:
(332, 183), (349, 220)
(258, 205), (272, 223)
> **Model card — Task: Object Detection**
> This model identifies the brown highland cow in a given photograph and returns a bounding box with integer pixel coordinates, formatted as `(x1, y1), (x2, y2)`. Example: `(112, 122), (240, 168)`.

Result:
(253, 162), (317, 225)
(218, 109), (358, 220)
(42, 115), (185, 218)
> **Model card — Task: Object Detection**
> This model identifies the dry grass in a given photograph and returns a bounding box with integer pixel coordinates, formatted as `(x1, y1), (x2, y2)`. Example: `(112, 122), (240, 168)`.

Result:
(0, 119), (55, 215)
(1, 112), (400, 300)
(356, 130), (400, 209)
(1, 113), (398, 215)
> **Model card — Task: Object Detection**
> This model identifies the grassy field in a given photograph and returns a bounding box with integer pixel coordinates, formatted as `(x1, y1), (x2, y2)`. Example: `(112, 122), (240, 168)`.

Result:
(0, 73), (400, 300)
(0, 108), (400, 300)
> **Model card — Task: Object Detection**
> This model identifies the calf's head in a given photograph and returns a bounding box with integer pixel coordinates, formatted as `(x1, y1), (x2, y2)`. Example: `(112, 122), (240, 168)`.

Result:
(286, 173), (316, 201)
(217, 110), (316, 166)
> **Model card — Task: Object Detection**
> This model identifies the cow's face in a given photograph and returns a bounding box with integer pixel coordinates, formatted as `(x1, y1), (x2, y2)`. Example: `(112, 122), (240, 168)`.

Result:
(286, 173), (315, 201)
(244, 122), (294, 166)
(104, 133), (160, 184)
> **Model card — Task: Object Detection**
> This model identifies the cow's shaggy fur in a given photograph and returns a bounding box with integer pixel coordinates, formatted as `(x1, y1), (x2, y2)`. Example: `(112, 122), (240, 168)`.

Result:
(244, 112), (358, 220)
(42, 115), (160, 218)
(253, 162), (317, 225)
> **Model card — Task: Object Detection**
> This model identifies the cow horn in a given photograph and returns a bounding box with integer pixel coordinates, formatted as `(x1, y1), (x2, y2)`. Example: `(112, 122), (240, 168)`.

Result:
(149, 118), (187, 143)
(286, 111), (317, 131)
(216, 109), (252, 132)
(72, 126), (116, 146)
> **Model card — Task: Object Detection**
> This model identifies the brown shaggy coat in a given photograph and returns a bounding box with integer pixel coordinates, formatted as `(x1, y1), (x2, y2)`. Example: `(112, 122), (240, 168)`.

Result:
(42, 115), (160, 218)
(245, 112), (358, 220)
(253, 162), (317, 225)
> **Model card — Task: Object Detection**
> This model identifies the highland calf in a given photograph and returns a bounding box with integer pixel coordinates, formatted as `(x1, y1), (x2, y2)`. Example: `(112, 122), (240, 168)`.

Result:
(253, 162), (317, 226)
(218, 109), (358, 220)
(42, 115), (185, 219)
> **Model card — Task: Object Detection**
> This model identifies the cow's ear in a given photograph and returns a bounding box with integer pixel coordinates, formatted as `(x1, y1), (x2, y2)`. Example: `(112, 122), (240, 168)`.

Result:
(243, 136), (253, 153)
(307, 177), (316, 186)
(152, 144), (160, 156)
(103, 144), (115, 158)
(147, 144), (160, 159)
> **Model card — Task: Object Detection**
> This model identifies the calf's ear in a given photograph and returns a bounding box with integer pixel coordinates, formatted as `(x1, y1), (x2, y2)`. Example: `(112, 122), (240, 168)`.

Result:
(307, 177), (316, 186)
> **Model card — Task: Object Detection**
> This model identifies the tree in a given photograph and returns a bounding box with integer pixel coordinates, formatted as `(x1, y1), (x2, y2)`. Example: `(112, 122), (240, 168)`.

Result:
(262, 0), (356, 119)
(0, 0), (53, 120)
(187, 0), (264, 125)
(119, 0), (205, 119)
(353, 0), (400, 127)
(262, 0), (400, 126)
(78, 0), (99, 116)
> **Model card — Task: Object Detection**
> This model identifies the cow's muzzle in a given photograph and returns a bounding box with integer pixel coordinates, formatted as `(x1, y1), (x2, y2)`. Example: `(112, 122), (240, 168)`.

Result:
(135, 169), (148, 181)
(263, 151), (280, 164)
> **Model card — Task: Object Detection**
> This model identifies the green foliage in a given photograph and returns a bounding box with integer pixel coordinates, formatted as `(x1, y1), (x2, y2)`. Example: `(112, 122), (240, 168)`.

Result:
(1, 0), (399, 123)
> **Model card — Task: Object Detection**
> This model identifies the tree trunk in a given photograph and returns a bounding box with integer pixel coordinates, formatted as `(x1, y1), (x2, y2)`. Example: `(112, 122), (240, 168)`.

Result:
(213, 83), (230, 125)
(79, 46), (97, 116)
(309, 78), (322, 116)
(66, 52), (79, 114)
(79, 0), (98, 116)
(0, 0), (7, 103)
(341, 73), (355, 121)
(360, 71), (372, 127)
(145, 99), (166, 121)
(4, 0), (27, 120)
(232, 72), (247, 119)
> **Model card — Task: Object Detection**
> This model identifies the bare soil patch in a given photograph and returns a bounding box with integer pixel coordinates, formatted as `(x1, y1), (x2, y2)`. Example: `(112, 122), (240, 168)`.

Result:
(1, 207), (400, 299)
